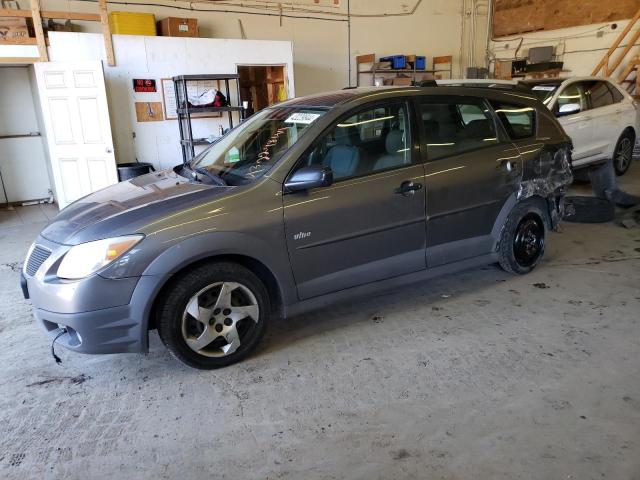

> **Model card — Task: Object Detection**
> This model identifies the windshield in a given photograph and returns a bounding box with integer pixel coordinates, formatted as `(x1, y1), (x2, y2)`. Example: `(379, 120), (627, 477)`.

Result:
(527, 84), (559, 105)
(189, 107), (326, 184)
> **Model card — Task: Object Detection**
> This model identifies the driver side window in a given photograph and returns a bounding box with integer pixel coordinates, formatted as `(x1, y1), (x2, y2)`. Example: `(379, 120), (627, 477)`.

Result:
(299, 103), (412, 181)
(555, 82), (587, 115)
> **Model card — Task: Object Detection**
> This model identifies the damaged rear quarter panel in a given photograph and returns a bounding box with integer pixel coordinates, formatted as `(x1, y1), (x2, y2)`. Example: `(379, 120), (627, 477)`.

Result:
(515, 141), (573, 229)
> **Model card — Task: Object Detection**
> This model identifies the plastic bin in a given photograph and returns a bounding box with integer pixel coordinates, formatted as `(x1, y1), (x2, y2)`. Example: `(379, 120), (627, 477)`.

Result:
(380, 55), (406, 69)
(109, 12), (156, 36)
(117, 162), (155, 181)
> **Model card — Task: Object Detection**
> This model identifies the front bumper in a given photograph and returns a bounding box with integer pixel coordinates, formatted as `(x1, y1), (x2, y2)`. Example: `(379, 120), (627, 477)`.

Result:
(23, 236), (163, 354)
(34, 304), (143, 354)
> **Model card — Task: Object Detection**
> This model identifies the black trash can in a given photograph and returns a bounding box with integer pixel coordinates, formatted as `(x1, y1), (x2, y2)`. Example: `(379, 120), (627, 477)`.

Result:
(117, 162), (155, 182)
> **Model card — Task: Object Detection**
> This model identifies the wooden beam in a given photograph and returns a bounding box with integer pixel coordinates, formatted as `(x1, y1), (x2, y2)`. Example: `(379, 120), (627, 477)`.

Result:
(98, 0), (115, 66)
(30, 0), (48, 62)
(0, 56), (41, 63)
(1, 8), (99, 21)
(0, 8), (31, 17)
(42, 11), (100, 21)
(0, 37), (49, 46)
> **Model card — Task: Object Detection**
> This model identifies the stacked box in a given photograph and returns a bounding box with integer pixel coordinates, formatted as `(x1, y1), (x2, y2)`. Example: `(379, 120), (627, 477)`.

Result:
(109, 12), (156, 36)
(157, 17), (198, 37)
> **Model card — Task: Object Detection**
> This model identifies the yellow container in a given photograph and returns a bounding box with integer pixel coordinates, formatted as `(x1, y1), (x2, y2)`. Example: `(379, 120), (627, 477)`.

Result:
(109, 12), (156, 36)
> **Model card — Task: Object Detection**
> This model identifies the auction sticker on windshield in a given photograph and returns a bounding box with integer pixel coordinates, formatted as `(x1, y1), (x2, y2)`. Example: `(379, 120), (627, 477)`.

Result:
(285, 112), (322, 125)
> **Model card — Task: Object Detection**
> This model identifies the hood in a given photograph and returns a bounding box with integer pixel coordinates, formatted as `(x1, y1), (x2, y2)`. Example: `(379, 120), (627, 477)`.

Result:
(41, 168), (231, 245)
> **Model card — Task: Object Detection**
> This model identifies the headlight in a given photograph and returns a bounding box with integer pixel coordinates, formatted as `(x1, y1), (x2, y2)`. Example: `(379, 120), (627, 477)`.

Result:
(57, 235), (144, 280)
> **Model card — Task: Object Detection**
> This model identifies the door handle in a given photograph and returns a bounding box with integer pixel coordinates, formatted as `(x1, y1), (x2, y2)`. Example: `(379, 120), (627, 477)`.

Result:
(498, 159), (516, 172)
(105, 147), (113, 153)
(394, 180), (423, 196)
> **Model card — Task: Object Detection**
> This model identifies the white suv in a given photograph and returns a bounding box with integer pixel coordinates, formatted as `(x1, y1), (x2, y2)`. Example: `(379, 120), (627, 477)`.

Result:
(523, 77), (639, 175)
(438, 77), (639, 175)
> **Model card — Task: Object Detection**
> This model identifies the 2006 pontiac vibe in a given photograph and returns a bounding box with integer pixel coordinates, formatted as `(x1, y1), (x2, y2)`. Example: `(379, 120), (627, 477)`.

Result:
(22, 87), (573, 369)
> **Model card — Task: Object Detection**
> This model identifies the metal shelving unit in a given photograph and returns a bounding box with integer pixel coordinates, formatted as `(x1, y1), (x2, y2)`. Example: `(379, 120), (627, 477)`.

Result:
(173, 74), (243, 164)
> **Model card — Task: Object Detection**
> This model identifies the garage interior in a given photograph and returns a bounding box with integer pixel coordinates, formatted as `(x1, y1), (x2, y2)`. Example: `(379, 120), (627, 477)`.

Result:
(1, 0), (640, 478)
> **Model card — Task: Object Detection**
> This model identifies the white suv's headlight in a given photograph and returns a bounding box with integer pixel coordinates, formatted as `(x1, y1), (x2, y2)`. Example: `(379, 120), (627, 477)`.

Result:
(57, 235), (144, 280)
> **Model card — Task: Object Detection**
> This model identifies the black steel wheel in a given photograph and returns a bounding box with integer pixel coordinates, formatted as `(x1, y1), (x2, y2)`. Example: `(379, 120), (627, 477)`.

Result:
(498, 202), (547, 275)
(513, 214), (545, 268)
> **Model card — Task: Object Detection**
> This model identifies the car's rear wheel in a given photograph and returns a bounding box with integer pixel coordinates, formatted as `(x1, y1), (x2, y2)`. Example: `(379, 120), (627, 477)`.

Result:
(157, 261), (270, 369)
(498, 203), (546, 275)
(614, 131), (634, 176)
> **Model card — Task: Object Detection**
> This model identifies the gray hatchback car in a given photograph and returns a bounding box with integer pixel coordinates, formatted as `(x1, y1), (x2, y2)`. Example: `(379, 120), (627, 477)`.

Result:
(22, 86), (573, 369)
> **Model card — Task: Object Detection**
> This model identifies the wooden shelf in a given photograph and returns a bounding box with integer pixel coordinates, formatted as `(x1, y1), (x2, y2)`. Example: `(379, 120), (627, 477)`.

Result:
(0, 37), (49, 46)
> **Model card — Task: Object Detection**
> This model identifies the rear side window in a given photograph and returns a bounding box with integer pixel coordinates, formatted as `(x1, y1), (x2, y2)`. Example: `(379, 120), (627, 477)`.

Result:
(420, 99), (498, 160)
(490, 101), (535, 140)
(608, 83), (625, 103)
(585, 81), (615, 109)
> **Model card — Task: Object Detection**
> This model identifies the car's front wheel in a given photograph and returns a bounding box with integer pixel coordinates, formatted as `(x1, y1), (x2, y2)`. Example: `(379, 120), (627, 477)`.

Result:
(498, 202), (546, 275)
(157, 261), (270, 369)
(613, 131), (634, 176)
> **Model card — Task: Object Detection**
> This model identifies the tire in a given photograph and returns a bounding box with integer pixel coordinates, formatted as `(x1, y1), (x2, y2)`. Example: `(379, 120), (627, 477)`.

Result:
(498, 202), (547, 275)
(613, 131), (634, 176)
(563, 196), (615, 223)
(157, 261), (270, 369)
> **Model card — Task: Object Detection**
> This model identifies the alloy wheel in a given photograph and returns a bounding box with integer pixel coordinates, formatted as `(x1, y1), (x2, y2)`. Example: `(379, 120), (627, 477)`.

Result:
(615, 137), (633, 174)
(181, 282), (259, 357)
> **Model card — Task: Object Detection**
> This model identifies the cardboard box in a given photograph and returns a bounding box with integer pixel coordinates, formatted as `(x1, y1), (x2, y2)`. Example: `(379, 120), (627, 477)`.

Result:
(384, 76), (413, 86)
(0, 17), (33, 41)
(157, 17), (198, 37)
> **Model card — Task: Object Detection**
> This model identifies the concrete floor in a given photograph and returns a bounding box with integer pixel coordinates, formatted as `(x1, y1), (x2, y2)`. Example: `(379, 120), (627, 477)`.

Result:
(1, 169), (639, 480)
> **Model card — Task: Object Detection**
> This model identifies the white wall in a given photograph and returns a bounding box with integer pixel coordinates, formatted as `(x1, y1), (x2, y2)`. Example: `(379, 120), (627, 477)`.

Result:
(47, 32), (294, 170)
(31, 0), (470, 92)
(0, 67), (52, 202)
(489, 18), (640, 81)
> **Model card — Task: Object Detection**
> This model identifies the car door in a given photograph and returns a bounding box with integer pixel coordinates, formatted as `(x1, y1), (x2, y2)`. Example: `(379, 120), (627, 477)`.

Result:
(582, 80), (619, 159)
(283, 100), (427, 300)
(552, 81), (595, 163)
(418, 95), (523, 267)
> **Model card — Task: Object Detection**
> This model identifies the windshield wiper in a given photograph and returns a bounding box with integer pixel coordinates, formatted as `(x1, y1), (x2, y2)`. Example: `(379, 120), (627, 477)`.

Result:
(193, 167), (227, 186)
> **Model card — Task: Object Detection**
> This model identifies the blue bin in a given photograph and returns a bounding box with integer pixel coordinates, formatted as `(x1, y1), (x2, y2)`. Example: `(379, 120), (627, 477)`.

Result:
(414, 56), (426, 70)
(380, 55), (406, 69)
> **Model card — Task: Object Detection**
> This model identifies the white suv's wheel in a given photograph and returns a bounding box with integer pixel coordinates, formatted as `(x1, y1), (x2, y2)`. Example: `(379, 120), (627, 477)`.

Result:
(614, 132), (634, 176)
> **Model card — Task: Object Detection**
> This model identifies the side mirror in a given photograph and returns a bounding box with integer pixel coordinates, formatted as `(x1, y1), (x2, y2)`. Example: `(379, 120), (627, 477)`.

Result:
(284, 165), (333, 193)
(556, 103), (581, 117)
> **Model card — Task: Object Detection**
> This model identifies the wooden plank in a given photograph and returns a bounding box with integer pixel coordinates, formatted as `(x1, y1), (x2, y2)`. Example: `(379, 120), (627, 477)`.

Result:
(98, 0), (115, 66)
(29, 0), (47, 62)
(433, 55), (453, 65)
(0, 8), (99, 20)
(356, 54), (375, 64)
(0, 8), (31, 17)
(135, 102), (164, 122)
(0, 56), (41, 63)
(42, 11), (100, 21)
(0, 36), (49, 45)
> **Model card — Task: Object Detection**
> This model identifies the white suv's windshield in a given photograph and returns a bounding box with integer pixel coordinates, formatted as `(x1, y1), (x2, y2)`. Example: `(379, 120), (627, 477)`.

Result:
(189, 107), (326, 185)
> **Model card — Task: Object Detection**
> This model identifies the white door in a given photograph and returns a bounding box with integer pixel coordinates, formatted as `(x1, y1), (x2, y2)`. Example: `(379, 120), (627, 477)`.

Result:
(555, 81), (596, 166)
(34, 61), (118, 209)
(582, 80), (621, 159)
